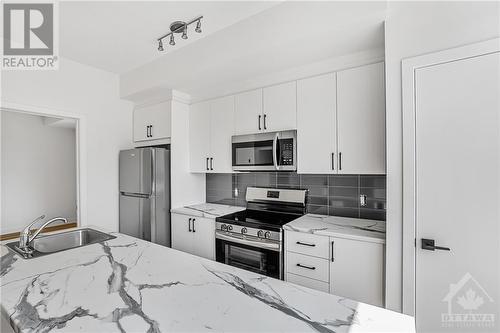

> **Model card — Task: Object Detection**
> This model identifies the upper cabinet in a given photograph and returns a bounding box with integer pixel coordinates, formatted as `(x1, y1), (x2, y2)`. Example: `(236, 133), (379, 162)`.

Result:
(297, 62), (386, 174)
(189, 96), (234, 173)
(234, 89), (263, 135)
(297, 73), (337, 174)
(133, 101), (171, 142)
(336, 62), (386, 174)
(234, 82), (297, 135)
(262, 81), (297, 132)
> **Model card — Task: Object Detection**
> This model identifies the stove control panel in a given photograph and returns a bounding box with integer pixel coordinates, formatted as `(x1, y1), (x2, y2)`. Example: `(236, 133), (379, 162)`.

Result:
(215, 222), (282, 242)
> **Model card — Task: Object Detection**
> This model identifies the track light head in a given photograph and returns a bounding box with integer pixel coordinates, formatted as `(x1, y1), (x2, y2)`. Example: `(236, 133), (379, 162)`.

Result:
(182, 26), (188, 40)
(158, 40), (164, 52)
(169, 34), (175, 46)
(195, 20), (202, 33)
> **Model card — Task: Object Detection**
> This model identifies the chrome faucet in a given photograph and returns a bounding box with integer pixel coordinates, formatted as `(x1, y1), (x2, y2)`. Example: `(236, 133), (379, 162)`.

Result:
(19, 215), (68, 251)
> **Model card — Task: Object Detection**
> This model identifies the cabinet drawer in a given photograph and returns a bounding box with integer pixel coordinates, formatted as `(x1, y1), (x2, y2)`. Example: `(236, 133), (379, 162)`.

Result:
(287, 252), (329, 282)
(286, 231), (330, 259)
(286, 273), (330, 293)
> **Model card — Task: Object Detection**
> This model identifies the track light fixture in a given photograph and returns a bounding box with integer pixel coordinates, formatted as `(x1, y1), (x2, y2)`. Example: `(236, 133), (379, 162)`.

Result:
(156, 15), (203, 52)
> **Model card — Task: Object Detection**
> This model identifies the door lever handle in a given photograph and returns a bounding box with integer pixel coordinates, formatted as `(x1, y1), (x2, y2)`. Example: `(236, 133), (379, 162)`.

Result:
(421, 238), (450, 251)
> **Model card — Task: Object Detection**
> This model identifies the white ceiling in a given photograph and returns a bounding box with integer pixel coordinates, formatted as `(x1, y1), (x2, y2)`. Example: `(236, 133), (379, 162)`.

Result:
(120, 1), (387, 101)
(60, 1), (281, 73)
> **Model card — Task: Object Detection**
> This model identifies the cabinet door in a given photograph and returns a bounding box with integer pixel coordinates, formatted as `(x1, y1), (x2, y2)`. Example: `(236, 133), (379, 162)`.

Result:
(329, 237), (384, 307)
(191, 217), (215, 260)
(297, 73), (337, 174)
(336, 62), (386, 174)
(234, 89), (263, 135)
(210, 96), (234, 173)
(263, 81), (297, 132)
(133, 108), (151, 142)
(171, 213), (193, 254)
(189, 101), (211, 173)
(148, 101), (171, 140)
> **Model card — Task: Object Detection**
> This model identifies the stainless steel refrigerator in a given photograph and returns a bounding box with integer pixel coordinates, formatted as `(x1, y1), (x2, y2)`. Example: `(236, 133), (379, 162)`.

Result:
(119, 147), (171, 246)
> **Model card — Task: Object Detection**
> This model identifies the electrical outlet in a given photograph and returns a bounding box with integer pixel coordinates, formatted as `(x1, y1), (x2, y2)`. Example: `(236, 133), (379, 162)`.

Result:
(359, 194), (367, 207)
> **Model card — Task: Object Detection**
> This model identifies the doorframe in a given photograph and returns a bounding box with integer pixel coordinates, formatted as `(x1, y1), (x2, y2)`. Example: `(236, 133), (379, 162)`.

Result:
(0, 101), (87, 228)
(401, 38), (500, 315)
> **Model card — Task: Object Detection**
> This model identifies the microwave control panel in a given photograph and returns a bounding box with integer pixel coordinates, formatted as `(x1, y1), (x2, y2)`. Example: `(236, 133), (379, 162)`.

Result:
(279, 139), (294, 165)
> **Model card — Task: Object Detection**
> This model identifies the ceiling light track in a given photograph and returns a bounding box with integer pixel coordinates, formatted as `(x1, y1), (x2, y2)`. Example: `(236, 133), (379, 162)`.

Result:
(157, 15), (203, 52)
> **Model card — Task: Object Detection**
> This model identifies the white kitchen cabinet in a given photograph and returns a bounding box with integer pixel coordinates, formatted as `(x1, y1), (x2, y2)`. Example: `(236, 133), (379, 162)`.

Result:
(234, 82), (297, 135)
(189, 96), (234, 173)
(297, 73), (337, 174)
(336, 62), (386, 174)
(329, 236), (384, 307)
(133, 101), (171, 142)
(263, 81), (297, 132)
(171, 213), (215, 260)
(285, 230), (384, 307)
(234, 89), (263, 135)
(189, 101), (211, 173)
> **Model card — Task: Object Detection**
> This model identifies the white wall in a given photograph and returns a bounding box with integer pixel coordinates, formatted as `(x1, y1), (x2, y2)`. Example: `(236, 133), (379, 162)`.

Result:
(1, 112), (77, 233)
(1, 57), (133, 232)
(384, 1), (500, 313)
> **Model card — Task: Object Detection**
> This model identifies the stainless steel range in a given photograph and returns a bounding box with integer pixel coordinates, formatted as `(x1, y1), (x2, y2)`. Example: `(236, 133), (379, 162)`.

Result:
(215, 187), (307, 280)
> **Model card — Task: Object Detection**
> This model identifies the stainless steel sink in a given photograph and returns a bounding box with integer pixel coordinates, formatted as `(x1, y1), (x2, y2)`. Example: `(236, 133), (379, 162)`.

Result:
(5, 228), (116, 259)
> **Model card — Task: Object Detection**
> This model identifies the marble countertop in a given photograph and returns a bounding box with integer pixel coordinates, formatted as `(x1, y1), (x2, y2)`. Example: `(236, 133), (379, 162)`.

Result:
(284, 214), (386, 244)
(1, 229), (413, 332)
(171, 203), (245, 219)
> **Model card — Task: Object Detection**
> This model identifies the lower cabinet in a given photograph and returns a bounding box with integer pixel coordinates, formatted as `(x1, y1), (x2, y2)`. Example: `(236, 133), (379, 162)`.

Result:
(171, 213), (215, 260)
(285, 230), (385, 307)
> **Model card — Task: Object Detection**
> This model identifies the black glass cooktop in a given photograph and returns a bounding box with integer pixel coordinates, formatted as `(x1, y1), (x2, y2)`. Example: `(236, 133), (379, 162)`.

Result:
(216, 209), (302, 231)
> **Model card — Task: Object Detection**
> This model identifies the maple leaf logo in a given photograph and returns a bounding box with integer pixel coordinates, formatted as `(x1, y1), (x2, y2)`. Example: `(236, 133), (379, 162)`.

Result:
(457, 289), (484, 311)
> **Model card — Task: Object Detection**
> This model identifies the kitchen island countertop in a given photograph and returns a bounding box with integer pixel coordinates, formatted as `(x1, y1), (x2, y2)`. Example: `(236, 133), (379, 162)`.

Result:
(1, 229), (413, 332)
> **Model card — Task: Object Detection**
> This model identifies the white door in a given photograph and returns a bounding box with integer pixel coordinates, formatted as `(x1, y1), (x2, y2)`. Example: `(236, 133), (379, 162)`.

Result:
(148, 101), (171, 140)
(329, 237), (384, 307)
(171, 213), (193, 254)
(191, 217), (215, 260)
(189, 101), (211, 172)
(414, 52), (499, 332)
(234, 89), (262, 135)
(297, 73), (337, 173)
(336, 62), (386, 174)
(133, 108), (151, 142)
(210, 96), (234, 173)
(263, 81), (297, 132)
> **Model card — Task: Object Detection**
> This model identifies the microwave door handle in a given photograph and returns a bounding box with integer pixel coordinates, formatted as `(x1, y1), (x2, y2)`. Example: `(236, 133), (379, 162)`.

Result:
(273, 133), (279, 170)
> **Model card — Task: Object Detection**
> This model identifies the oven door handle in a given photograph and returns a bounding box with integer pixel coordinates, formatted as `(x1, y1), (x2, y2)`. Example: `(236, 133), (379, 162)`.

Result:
(272, 132), (279, 171)
(215, 231), (281, 252)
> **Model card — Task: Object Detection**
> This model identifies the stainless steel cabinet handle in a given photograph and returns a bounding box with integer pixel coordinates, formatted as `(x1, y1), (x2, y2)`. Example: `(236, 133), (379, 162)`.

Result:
(296, 263), (315, 270)
(192, 219), (196, 233)
(188, 218), (192, 232)
(210, 158), (213, 171)
(258, 115), (261, 130)
(149, 125), (153, 138)
(296, 241), (316, 247)
(206, 157), (209, 171)
(339, 152), (342, 171)
(263, 114), (267, 130)
(146, 126), (149, 138)
(331, 153), (335, 170)
(331, 240), (335, 262)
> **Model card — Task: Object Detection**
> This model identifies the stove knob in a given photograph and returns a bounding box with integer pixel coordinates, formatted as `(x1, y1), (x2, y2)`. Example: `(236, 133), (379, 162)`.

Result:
(241, 227), (247, 234)
(228, 225), (233, 231)
(264, 231), (271, 239)
(257, 230), (264, 238)
(220, 224), (227, 231)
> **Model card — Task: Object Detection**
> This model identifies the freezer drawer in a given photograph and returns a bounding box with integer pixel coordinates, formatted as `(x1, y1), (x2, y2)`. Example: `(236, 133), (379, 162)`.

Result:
(119, 194), (151, 241)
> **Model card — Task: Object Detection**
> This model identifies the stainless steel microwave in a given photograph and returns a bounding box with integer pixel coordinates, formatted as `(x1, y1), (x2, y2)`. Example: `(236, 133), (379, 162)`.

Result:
(231, 130), (297, 171)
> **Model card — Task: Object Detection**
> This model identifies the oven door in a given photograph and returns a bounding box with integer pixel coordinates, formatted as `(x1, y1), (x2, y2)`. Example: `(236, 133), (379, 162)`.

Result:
(215, 232), (282, 279)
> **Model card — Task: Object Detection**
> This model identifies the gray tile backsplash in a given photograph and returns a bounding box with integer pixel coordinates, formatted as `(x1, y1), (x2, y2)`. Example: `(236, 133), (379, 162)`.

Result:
(206, 173), (386, 221)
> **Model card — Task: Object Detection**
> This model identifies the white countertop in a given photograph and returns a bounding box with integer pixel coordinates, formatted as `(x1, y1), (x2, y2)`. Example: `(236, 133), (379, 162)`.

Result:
(171, 203), (245, 219)
(284, 214), (386, 244)
(0, 229), (412, 332)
